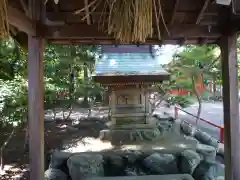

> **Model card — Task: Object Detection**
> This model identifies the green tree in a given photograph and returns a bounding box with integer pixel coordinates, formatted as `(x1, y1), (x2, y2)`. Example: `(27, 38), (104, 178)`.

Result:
(168, 45), (219, 126)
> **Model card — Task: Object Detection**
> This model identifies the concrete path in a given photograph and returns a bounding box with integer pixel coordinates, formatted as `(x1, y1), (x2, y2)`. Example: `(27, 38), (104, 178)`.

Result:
(155, 101), (227, 140)
(178, 102), (224, 140)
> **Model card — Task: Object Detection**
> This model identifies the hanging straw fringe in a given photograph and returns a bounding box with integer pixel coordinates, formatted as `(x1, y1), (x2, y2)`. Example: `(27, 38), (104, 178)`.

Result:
(97, 0), (169, 43)
(0, 0), (9, 39)
(74, 0), (169, 43)
(2, 0), (169, 42)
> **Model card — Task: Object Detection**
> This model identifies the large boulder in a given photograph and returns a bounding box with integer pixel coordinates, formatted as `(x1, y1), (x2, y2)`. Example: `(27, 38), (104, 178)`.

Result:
(196, 144), (216, 162)
(48, 151), (72, 175)
(143, 153), (179, 175)
(67, 153), (104, 180)
(180, 122), (194, 136)
(193, 161), (224, 180)
(103, 153), (125, 176)
(44, 168), (68, 180)
(194, 130), (219, 148)
(179, 149), (201, 175)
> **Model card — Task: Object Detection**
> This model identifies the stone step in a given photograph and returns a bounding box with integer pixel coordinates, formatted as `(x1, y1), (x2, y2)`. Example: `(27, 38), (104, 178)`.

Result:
(87, 174), (194, 180)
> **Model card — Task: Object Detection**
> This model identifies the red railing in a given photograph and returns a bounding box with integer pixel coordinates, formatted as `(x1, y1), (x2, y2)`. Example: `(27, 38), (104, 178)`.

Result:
(168, 89), (190, 95)
(174, 105), (224, 143)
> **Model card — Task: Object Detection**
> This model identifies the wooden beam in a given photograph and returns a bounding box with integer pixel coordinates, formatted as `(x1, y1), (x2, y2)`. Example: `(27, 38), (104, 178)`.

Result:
(28, 37), (45, 180)
(7, 5), (35, 35)
(19, 0), (28, 15)
(220, 33), (240, 180)
(42, 24), (221, 39)
(170, 0), (180, 25)
(196, 0), (211, 24)
(46, 11), (218, 23)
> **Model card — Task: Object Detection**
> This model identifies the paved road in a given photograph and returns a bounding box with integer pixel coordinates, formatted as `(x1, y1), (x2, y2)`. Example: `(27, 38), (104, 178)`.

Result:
(155, 101), (227, 140)
(178, 101), (224, 140)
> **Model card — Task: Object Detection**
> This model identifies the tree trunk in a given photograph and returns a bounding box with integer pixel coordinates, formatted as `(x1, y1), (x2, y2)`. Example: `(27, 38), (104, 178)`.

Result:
(213, 78), (217, 98)
(83, 63), (88, 106)
(69, 47), (75, 108)
(0, 128), (15, 171)
(192, 76), (202, 127)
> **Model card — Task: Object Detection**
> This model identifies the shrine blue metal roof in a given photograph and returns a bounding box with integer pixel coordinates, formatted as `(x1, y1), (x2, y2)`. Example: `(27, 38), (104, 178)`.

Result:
(95, 53), (168, 76)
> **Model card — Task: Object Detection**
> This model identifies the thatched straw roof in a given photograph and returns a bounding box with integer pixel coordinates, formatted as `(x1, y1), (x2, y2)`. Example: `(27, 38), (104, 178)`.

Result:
(2, 0), (240, 45)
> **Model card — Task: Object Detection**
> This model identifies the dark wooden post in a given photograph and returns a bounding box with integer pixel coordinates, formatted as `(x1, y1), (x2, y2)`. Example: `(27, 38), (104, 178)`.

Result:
(220, 33), (240, 180)
(27, 0), (45, 179)
(28, 37), (45, 180)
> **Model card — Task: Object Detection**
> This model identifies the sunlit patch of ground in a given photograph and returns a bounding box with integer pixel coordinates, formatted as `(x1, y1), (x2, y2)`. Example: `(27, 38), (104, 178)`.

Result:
(62, 137), (113, 153)
(0, 164), (29, 180)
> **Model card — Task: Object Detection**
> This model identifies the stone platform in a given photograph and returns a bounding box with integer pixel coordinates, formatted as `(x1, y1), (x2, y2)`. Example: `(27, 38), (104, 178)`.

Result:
(45, 147), (224, 180)
(111, 124), (161, 144)
(100, 115), (173, 145)
(89, 174), (195, 180)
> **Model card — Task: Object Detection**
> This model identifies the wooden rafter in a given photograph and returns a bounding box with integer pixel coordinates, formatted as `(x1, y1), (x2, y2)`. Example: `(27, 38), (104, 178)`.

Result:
(196, 0), (211, 24)
(84, 0), (91, 25)
(7, 5), (35, 35)
(170, 0), (180, 25)
(47, 11), (218, 22)
(43, 24), (221, 40)
(19, 0), (28, 15)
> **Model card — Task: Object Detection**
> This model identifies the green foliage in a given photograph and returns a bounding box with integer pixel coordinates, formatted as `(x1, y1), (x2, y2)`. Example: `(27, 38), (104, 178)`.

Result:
(0, 77), (27, 126)
(0, 39), (101, 126)
(166, 95), (192, 108)
(167, 45), (220, 91)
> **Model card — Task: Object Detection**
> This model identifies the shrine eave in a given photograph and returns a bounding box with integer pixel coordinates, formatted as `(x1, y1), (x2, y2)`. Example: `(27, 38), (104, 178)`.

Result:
(93, 74), (170, 84)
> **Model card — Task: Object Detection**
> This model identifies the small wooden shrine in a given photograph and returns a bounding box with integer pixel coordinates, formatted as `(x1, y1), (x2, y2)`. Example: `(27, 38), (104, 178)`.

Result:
(93, 45), (169, 128)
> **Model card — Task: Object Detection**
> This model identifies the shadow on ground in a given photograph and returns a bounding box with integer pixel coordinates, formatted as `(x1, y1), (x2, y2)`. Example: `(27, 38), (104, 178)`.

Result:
(0, 110), (110, 180)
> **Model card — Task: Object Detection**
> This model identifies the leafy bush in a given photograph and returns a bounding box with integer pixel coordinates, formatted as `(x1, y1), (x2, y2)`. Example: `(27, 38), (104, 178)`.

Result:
(166, 95), (192, 108)
(0, 77), (28, 127)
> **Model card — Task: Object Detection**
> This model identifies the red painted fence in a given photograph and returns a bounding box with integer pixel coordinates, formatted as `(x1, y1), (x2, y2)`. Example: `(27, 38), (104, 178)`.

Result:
(174, 105), (224, 143)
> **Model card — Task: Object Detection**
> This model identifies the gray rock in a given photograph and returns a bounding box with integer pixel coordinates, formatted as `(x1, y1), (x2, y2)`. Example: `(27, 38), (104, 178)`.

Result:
(66, 125), (79, 132)
(216, 176), (224, 180)
(48, 151), (72, 175)
(217, 143), (224, 156)
(181, 122), (193, 136)
(142, 129), (160, 140)
(44, 168), (68, 180)
(171, 119), (182, 135)
(99, 129), (111, 141)
(196, 144), (216, 162)
(103, 153), (125, 176)
(194, 130), (219, 148)
(207, 137), (219, 148)
(184, 135), (199, 144)
(67, 153), (104, 180)
(143, 153), (179, 175)
(179, 149), (201, 175)
(122, 150), (142, 164)
(125, 168), (138, 176)
(193, 161), (223, 180)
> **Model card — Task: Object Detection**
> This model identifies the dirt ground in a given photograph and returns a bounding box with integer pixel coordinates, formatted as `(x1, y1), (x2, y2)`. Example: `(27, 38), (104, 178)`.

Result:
(0, 107), (112, 180)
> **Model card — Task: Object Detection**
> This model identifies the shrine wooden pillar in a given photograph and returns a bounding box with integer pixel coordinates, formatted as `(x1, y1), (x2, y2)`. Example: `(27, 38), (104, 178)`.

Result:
(220, 32), (240, 180)
(28, 37), (45, 180)
(28, 0), (45, 180)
